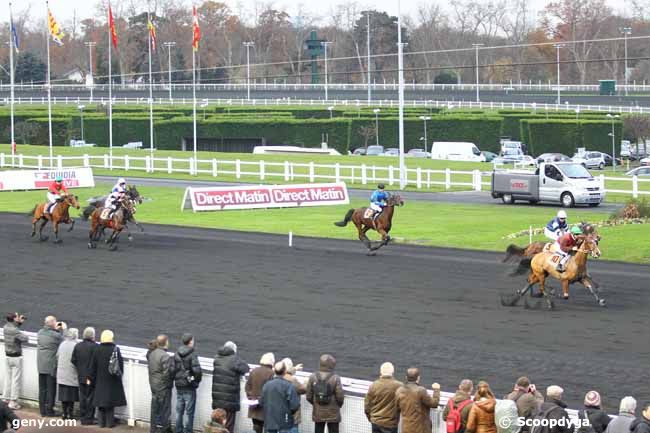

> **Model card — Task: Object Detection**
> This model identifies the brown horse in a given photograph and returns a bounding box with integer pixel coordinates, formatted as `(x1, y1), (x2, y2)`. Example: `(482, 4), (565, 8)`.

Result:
(502, 235), (605, 309)
(30, 193), (81, 243)
(87, 196), (136, 251)
(334, 193), (404, 254)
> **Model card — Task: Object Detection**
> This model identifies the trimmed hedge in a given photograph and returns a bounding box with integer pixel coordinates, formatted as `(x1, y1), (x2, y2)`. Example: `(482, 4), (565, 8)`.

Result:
(524, 119), (623, 155)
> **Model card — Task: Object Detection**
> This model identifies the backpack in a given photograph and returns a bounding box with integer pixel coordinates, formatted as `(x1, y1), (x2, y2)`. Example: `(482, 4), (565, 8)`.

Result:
(177, 354), (198, 388)
(530, 406), (560, 433)
(313, 373), (334, 405)
(446, 399), (473, 433)
(108, 346), (122, 377)
(496, 399), (521, 433)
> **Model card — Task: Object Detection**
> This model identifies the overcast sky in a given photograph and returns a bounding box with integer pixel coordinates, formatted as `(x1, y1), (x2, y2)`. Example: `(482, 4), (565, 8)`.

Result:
(1, 0), (631, 26)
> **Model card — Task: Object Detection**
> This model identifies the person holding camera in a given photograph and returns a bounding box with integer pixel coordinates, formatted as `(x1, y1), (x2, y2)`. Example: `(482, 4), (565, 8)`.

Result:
(37, 316), (65, 417)
(173, 334), (203, 433)
(3, 313), (28, 410)
(505, 377), (544, 432)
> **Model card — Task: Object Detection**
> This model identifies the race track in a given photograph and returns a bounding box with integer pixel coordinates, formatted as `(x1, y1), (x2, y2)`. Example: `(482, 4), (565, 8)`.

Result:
(1, 212), (648, 408)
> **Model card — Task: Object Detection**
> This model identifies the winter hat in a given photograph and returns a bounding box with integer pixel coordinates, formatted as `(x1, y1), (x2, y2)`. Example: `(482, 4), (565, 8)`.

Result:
(100, 330), (114, 343)
(585, 391), (602, 407)
(260, 352), (275, 366)
(224, 341), (237, 353)
(380, 362), (395, 377)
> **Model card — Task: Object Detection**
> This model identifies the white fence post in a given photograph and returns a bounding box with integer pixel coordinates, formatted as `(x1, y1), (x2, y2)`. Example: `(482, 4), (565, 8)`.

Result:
(104, 154), (109, 169)
(445, 168), (451, 190)
(236, 159), (241, 179)
(335, 163), (340, 183)
(389, 166), (394, 186)
(0, 153), (4, 168)
(600, 174), (605, 192)
(18, 154), (23, 168)
(633, 175), (638, 199)
(83, 154), (90, 167)
(361, 164), (367, 185)
(37, 155), (43, 170)
(145, 156), (151, 173)
(416, 167), (422, 189)
(474, 170), (482, 191)
(168, 157), (173, 174)
(260, 160), (265, 181)
(124, 155), (130, 171)
(57, 155), (63, 169)
(212, 159), (218, 177)
(284, 161), (290, 181)
(309, 162), (315, 183)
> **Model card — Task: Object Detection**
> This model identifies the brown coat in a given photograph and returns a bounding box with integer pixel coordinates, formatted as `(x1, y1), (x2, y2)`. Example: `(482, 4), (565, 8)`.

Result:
(285, 373), (307, 425)
(306, 355), (345, 423)
(365, 376), (403, 428)
(245, 365), (274, 421)
(395, 382), (440, 433)
(442, 390), (474, 432)
(204, 421), (229, 433)
(505, 390), (544, 420)
(466, 398), (497, 433)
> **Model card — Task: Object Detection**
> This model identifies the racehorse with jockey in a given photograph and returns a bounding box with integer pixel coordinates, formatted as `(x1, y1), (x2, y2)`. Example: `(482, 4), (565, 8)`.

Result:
(369, 184), (389, 220)
(549, 225), (583, 272)
(104, 178), (127, 219)
(544, 210), (569, 241)
(44, 176), (68, 216)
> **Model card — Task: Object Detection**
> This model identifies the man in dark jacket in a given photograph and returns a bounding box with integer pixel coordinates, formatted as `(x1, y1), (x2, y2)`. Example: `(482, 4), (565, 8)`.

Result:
(538, 386), (573, 433)
(306, 354), (345, 433)
(505, 377), (543, 433)
(37, 316), (63, 417)
(0, 400), (19, 433)
(147, 335), (174, 433)
(3, 313), (28, 411)
(71, 327), (98, 425)
(212, 341), (250, 433)
(581, 391), (611, 433)
(443, 379), (474, 433)
(364, 362), (403, 433)
(395, 368), (440, 433)
(173, 334), (202, 433)
(630, 403), (650, 433)
(259, 362), (300, 433)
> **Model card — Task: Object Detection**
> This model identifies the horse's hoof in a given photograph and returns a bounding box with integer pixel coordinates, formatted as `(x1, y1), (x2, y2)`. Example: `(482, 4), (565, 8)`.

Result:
(563, 295), (569, 300)
(598, 298), (607, 307)
(109, 244), (118, 251)
(87, 243), (93, 249)
(366, 251), (376, 256)
(39, 236), (49, 242)
(30, 232), (35, 238)
(53, 239), (62, 244)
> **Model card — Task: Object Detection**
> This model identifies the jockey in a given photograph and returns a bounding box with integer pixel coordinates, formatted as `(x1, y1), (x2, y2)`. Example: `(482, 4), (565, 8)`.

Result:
(45, 176), (68, 215)
(104, 178), (127, 218)
(369, 184), (389, 220)
(551, 225), (583, 273)
(544, 210), (568, 241)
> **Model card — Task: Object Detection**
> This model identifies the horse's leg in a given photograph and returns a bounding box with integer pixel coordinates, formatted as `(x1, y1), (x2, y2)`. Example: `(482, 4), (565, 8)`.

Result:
(580, 277), (606, 307)
(560, 279), (570, 300)
(356, 222), (372, 250)
(53, 221), (62, 243)
(109, 229), (122, 251)
(39, 219), (49, 242)
(539, 273), (555, 310)
(67, 218), (75, 232)
(31, 216), (38, 237)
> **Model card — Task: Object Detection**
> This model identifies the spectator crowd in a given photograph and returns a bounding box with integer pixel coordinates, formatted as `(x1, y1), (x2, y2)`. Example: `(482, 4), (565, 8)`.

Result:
(2, 313), (650, 433)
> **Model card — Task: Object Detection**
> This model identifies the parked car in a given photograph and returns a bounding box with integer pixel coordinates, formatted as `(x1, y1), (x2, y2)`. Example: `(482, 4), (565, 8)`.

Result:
(365, 145), (384, 156)
(493, 153), (537, 167)
(381, 148), (399, 156)
(407, 150), (429, 158)
(640, 157), (650, 166)
(430, 141), (486, 162)
(537, 153), (572, 164)
(482, 151), (498, 162)
(500, 140), (524, 155)
(572, 151), (618, 170)
(625, 166), (650, 176)
(352, 147), (366, 156)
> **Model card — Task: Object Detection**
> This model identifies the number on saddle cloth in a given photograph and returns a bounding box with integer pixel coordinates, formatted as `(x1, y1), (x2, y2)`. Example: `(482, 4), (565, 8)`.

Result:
(364, 208), (374, 219)
(551, 255), (561, 264)
(100, 208), (111, 220)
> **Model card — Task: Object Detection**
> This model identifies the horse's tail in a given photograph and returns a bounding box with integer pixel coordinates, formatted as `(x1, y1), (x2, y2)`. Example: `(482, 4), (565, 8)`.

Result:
(334, 209), (355, 227)
(28, 204), (38, 216)
(502, 244), (526, 263)
(509, 258), (533, 276)
(81, 205), (96, 221)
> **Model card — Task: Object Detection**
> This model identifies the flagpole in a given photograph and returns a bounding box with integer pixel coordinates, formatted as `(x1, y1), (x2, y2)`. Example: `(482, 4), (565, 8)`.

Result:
(192, 47), (197, 167)
(147, 8), (154, 157)
(108, 2), (113, 169)
(9, 2), (15, 166)
(46, 0), (53, 167)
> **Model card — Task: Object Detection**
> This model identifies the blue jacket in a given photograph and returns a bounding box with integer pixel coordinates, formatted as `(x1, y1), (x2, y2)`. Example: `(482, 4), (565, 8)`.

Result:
(546, 217), (568, 232)
(260, 376), (300, 431)
(370, 190), (388, 206)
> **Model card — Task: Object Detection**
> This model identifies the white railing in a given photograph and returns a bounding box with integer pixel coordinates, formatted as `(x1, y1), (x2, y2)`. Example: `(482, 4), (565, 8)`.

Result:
(2, 153), (649, 198)
(0, 330), (451, 433)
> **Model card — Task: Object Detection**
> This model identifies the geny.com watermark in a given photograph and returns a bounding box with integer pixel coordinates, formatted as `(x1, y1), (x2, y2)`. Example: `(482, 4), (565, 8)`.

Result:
(498, 416), (591, 430)
(12, 418), (78, 430)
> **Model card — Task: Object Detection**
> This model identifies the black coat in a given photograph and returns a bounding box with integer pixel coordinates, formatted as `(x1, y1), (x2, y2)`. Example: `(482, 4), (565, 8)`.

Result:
(173, 345), (203, 390)
(211, 346), (250, 411)
(582, 407), (612, 433)
(0, 401), (19, 432)
(630, 418), (650, 433)
(90, 343), (127, 408)
(538, 399), (573, 433)
(71, 339), (98, 383)
(260, 376), (301, 431)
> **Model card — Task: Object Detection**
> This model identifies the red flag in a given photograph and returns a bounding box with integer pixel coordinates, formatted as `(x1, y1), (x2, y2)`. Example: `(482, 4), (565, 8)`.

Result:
(192, 6), (201, 51)
(108, 4), (118, 49)
(148, 19), (157, 51)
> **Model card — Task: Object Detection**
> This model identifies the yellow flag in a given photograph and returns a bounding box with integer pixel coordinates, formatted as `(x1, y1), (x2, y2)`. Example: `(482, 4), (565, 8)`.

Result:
(48, 9), (64, 46)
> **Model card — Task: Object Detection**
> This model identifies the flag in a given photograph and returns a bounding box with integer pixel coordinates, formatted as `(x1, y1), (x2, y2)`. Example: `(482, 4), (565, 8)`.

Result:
(48, 8), (64, 46)
(192, 6), (201, 51)
(10, 10), (20, 53)
(108, 3), (118, 49)
(147, 18), (157, 51)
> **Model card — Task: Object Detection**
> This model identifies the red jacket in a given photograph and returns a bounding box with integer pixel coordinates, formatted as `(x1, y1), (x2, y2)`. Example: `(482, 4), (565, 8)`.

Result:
(48, 181), (68, 194)
(556, 233), (577, 253)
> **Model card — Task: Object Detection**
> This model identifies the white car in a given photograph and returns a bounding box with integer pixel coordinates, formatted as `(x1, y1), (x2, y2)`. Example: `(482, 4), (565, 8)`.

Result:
(641, 157), (650, 166)
(572, 151), (616, 170)
(626, 166), (650, 176)
(381, 148), (399, 157)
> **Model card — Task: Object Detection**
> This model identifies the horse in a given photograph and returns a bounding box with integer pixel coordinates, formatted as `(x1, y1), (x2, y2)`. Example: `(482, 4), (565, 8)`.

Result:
(87, 196), (136, 251)
(29, 193), (80, 243)
(82, 185), (144, 235)
(501, 235), (605, 310)
(334, 193), (404, 255)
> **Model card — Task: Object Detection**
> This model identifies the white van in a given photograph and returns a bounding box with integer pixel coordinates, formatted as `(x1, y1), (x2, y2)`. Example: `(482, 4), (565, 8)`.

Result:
(430, 141), (486, 162)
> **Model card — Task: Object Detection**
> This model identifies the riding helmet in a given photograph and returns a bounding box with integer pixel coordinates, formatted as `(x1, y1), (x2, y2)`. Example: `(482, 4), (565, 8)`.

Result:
(378, 184), (385, 190)
(118, 177), (126, 185)
(557, 210), (567, 219)
(570, 226), (583, 235)
(55, 176), (63, 182)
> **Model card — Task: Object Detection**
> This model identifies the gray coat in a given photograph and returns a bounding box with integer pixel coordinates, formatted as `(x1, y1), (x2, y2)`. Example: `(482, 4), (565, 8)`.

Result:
(3, 322), (28, 356)
(37, 326), (63, 376)
(56, 339), (79, 387)
(604, 413), (635, 433)
(147, 347), (174, 393)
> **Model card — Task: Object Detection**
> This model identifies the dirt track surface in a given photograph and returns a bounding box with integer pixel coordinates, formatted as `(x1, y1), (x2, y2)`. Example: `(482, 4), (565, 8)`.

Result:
(1, 212), (648, 409)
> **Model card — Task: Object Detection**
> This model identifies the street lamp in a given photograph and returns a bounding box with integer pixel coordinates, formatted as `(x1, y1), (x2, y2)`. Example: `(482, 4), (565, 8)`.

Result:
(78, 104), (85, 141)
(84, 42), (96, 102)
(243, 42), (255, 100)
(419, 115), (431, 153)
(373, 108), (380, 146)
(621, 27), (632, 96)
(554, 44), (564, 105)
(321, 41), (333, 101)
(327, 106), (334, 119)
(607, 113), (620, 172)
(163, 42), (176, 102)
(472, 43), (484, 103)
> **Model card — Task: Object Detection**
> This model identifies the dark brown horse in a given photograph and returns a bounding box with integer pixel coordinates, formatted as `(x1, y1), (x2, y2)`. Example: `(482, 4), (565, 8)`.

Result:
(334, 193), (404, 254)
(30, 193), (80, 243)
(87, 196), (136, 251)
